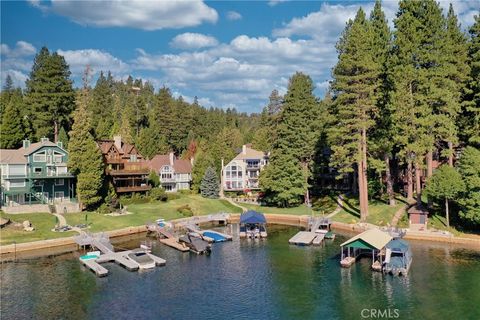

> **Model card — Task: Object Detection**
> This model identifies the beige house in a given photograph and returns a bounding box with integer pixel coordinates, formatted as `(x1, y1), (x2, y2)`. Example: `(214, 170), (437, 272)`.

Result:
(221, 145), (269, 192)
(148, 153), (192, 192)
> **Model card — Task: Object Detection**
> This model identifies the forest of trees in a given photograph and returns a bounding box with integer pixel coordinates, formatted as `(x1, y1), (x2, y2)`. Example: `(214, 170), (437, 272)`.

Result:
(0, 1), (479, 228)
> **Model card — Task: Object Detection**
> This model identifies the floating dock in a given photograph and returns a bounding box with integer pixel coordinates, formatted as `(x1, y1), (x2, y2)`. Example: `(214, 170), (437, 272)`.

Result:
(159, 238), (189, 252)
(289, 231), (325, 246)
(147, 224), (190, 252)
(75, 232), (166, 277)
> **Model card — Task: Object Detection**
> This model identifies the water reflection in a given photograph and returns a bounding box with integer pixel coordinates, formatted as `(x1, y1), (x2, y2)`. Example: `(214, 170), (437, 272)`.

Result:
(1, 226), (479, 320)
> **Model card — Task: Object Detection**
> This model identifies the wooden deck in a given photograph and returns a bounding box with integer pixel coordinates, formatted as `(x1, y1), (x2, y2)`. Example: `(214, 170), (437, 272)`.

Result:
(289, 231), (318, 245)
(159, 238), (189, 252)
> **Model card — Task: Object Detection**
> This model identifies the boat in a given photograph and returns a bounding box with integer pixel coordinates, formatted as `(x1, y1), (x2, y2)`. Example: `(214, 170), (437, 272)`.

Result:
(315, 218), (335, 239)
(140, 243), (152, 252)
(179, 233), (212, 254)
(127, 249), (156, 269)
(201, 230), (229, 242)
(325, 231), (336, 240)
(80, 251), (101, 261)
(239, 211), (267, 238)
(383, 239), (412, 276)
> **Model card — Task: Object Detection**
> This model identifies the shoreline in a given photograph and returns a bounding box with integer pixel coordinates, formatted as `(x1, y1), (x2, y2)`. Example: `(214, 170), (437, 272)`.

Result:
(1, 213), (479, 261)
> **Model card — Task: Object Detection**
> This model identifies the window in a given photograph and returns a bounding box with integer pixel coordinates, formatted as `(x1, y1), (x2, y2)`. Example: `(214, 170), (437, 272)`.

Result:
(10, 179), (26, 188)
(55, 192), (64, 200)
(8, 165), (26, 176)
(161, 166), (173, 180)
(34, 167), (42, 174)
(164, 184), (173, 191)
(130, 154), (137, 162)
(57, 166), (67, 174)
(33, 151), (46, 162)
(53, 151), (63, 163)
(55, 179), (64, 186)
(225, 162), (243, 181)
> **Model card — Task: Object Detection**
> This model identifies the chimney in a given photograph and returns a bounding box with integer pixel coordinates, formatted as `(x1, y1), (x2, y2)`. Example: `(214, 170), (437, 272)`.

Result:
(169, 152), (174, 166)
(57, 141), (63, 149)
(113, 135), (122, 151)
(40, 137), (49, 144)
(242, 144), (247, 155)
(22, 139), (31, 149)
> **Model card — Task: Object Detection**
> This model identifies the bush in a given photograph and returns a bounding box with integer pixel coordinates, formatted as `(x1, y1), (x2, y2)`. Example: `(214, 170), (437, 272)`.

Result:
(176, 204), (193, 217)
(97, 203), (114, 214)
(150, 188), (168, 201)
(167, 193), (181, 201)
(178, 189), (193, 195)
(120, 193), (151, 205)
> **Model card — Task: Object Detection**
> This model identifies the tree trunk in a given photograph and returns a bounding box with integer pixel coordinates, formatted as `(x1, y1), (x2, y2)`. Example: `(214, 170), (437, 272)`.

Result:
(415, 161), (422, 206)
(445, 198), (450, 228)
(358, 128), (369, 221)
(406, 161), (413, 201)
(302, 161), (310, 206)
(448, 141), (454, 167)
(426, 151), (433, 177)
(54, 120), (58, 143)
(384, 154), (396, 206)
(352, 167), (358, 195)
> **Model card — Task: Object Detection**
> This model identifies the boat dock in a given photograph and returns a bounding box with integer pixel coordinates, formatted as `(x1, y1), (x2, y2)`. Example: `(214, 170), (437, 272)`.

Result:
(288, 217), (327, 246)
(74, 232), (166, 277)
(288, 231), (325, 246)
(147, 224), (189, 252)
(182, 223), (233, 242)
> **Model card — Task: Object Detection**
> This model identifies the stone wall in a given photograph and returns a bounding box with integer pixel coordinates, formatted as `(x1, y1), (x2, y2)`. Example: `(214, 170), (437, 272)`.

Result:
(2, 204), (50, 214)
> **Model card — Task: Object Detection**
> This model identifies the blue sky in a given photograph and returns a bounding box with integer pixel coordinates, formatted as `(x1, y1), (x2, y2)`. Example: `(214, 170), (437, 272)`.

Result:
(1, 0), (478, 113)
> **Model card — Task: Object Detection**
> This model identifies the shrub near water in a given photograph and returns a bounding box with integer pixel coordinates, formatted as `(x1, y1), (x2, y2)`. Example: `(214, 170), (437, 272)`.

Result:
(177, 204), (194, 217)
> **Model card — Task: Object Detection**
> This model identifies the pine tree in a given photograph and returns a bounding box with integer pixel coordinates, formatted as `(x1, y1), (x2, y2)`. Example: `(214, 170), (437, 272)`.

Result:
(461, 14), (480, 147)
(24, 47), (75, 142)
(0, 91), (25, 148)
(90, 71), (114, 139)
(368, 0), (396, 206)
(58, 126), (69, 149)
(260, 151), (306, 207)
(200, 166), (219, 199)
(328, 8), (379, 220)
(191, 144), (215, 193)
(136, 125), (169, 159)
(68, 71), (104, 210)
(457, 147), (480, 226)
(424, 165), (465, 228)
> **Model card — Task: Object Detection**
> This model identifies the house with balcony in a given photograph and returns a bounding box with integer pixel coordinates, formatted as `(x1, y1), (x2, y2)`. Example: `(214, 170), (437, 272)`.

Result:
(148, 152), (192, 192)
(97, 135), (151, 194)
(0, 138), (77, 213)
(221, 144), (269, 192)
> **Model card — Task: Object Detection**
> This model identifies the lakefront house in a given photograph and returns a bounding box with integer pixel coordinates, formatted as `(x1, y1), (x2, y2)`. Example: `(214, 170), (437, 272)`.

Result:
(148, 152), (192, 192)
(97, 135), (151, 194)
(0, 138), (78, 213)
(221, 144), (269, 192)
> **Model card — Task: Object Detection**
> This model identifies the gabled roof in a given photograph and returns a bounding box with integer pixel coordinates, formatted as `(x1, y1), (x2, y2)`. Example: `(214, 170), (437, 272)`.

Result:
(0, 149), (27, 164)
(233, 146), (266, 161)
(22, 141), (60, 155)
(148, 154), (192, 174)
(341, 229), (392, 250)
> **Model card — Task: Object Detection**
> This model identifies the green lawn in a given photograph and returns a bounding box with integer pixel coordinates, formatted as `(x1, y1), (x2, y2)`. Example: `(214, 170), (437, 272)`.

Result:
(0, 212), (78, 245)
(331, 196), (407, 226)
(1, 195), (242, 245)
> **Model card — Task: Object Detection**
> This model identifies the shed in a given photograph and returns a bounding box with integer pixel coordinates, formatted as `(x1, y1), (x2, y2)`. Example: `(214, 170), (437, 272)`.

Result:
(340, 229), (392, 268)
(408, 204), (429, 230)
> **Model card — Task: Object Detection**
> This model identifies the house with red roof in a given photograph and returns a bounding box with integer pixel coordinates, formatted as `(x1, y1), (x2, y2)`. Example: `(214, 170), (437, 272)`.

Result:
(148, 152), (192, 192)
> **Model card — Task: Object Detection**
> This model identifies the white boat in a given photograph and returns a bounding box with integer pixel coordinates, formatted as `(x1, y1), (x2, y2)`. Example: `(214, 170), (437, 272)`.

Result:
(80, 251), (101, 261)
(128, 249), (156, 269)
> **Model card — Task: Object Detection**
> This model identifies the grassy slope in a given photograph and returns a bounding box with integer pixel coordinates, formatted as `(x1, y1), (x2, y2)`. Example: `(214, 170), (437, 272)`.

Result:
(238, 195), (338, 216)
(0, 195), (242, 245)
(332, 196), (407, 226)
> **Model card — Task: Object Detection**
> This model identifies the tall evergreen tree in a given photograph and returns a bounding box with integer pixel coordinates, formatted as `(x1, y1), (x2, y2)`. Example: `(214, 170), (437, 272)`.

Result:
(58, 126), (69, 149)
(457, 147), (480, 226)
(328, 9), (379, 220)
(200, 166), (220, 199)
(24, 47), (75, 142)
(136, 125), (169, 159)
(90, 71), (114, 139)
(68, 72), (103, 210)
(0, 90), (25, 148)
(191, 145), (215, 193)
(461, 14), (480, 147)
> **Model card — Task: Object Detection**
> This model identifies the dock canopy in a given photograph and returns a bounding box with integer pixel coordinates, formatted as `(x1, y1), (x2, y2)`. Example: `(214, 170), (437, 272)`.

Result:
(340, 229), (392, 250)
(386, 239), (410, 253)
(240, 210), (266, 224)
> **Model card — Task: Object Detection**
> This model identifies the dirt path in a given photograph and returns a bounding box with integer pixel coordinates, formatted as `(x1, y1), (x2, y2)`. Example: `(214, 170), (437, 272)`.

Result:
(223, 197), (248, 212)
(326, 194), (345, 218)
(390, 203), (410, 227)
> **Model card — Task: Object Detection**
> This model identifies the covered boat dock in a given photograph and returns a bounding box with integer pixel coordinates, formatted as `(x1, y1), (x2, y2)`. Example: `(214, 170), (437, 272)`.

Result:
(239, 210), (267, 238)
(340, 229), (392, 269)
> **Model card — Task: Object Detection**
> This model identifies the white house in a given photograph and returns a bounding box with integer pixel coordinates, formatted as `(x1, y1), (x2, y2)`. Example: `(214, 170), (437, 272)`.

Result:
(148, 153), (192, 192)
(221, 144), (269, 192)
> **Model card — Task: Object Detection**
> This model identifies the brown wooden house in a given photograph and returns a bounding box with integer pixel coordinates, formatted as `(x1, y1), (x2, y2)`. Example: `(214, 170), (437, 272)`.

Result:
(97, 135), (151, 194)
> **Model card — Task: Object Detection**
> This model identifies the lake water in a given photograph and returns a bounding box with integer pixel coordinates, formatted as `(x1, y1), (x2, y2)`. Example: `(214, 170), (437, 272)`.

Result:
(1, 225), (480, 320)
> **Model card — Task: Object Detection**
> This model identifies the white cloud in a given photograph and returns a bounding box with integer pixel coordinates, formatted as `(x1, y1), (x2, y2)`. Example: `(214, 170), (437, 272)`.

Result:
(0, 41), (37, 58)
(170, 33), (219, 50)
(33, 0), (218, 30)
(1, 70), (28, 88)
(57, 49), (130, 75)
(268, 0), (289, 7)
(226, 11), (242, 21)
